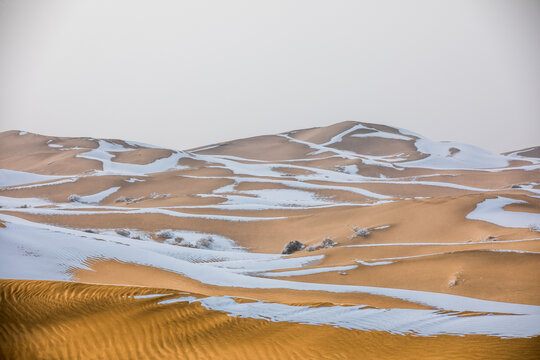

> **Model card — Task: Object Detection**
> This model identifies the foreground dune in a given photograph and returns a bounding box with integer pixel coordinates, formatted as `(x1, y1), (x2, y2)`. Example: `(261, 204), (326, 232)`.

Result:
(1, 279), (539, 360)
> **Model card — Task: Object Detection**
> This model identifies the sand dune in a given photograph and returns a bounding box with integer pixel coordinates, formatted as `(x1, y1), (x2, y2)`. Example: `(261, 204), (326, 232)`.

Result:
(1, 122), (539, 358)
(1, 280), (539, 360)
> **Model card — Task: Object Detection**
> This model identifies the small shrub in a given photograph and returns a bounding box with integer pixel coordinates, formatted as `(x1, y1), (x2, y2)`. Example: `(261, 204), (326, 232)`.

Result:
(482, 235), (497, 242)
(448, 271), (463, 288)
(150, 192), (170, 199)
(282, 240), (305, 255)
(350, 226), (370, 239)
(115, 229), (130, 237)
(68, 194), (81, 203)
(196, 236), (214, 248)
(83, 229), (97, 233)
(156, 230), (174, 239)
(178, 243), (197, 248)
(173, 237), (184, 245)
(165, 237), (191, 246)
(307, 236), (337, 251)
(321, 237), (336, 248)
(529, 224), (540, 233)
(116, 196), (146, 203)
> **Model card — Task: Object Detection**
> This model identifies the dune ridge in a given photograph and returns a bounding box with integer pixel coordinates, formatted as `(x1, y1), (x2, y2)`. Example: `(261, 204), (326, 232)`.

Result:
(1, 122), (539, 358)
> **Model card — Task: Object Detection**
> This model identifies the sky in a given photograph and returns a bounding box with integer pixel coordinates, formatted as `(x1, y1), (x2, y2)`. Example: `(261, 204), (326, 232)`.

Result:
(0, 0), (539, 153)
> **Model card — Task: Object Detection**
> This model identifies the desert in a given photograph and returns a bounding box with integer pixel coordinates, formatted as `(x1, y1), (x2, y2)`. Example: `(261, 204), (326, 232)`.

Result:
(1, 121), (539, 358)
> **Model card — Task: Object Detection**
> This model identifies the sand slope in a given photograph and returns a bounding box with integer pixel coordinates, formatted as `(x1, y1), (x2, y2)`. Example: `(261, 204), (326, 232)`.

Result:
(1, 280), (539, 360)
(1, 122), (540, 358)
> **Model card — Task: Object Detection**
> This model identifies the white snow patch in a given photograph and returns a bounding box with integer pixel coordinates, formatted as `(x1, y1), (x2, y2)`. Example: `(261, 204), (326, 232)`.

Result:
(74, 187), (120, 204)
(320, 123), (371, 146)
(0, 169), (62, 187)
(261, 265), (357, 277)
(133, 294), (171, 299)
(487, 249), (540, 255)
(7, 178), (78, 190)
(162, 230), (243, 252)
(213, 188), (339, 209)
(505, 147), (540, 164)
(356, 260), (394, 266)
(124, 140), (165, 149)
(401, 139), (509, 170)
(0, 196), (54, 208)
(96, 229), (155, 242)
(2, 214), (539, 320)
(125, 178), (145, 183)
(4, 206), (286, 222)
(77, 140), (188, 175)
(190, 296), (540, 338)
(466, 197), (540, 228)
(0, 214), (278, 282)
(335, 164), (358, 175)
(210, 256), (323, 274)
(158, 296), (199, 305)
(345, 238), (540, 248)
(351, 131), (412, 141)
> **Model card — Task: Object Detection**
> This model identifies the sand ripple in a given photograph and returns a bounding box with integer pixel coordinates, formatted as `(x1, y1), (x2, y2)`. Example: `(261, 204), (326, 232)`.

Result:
(1, 279), (539, 360)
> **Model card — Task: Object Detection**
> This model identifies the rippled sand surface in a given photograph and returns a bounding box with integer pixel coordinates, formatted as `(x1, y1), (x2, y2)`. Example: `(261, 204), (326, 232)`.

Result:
(1, 279), (539, 360)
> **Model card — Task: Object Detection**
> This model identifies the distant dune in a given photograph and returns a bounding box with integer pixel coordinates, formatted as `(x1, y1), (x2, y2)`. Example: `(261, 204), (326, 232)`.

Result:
(1, 122), (539, 358)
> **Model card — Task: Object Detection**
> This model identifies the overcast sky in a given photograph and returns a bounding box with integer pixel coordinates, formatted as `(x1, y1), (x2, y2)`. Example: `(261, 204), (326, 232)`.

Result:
(1, 0), (539, 153)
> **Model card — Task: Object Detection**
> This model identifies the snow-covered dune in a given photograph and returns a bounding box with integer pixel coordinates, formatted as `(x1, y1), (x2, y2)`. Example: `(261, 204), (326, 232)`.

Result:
(1, 122), (539, 341)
